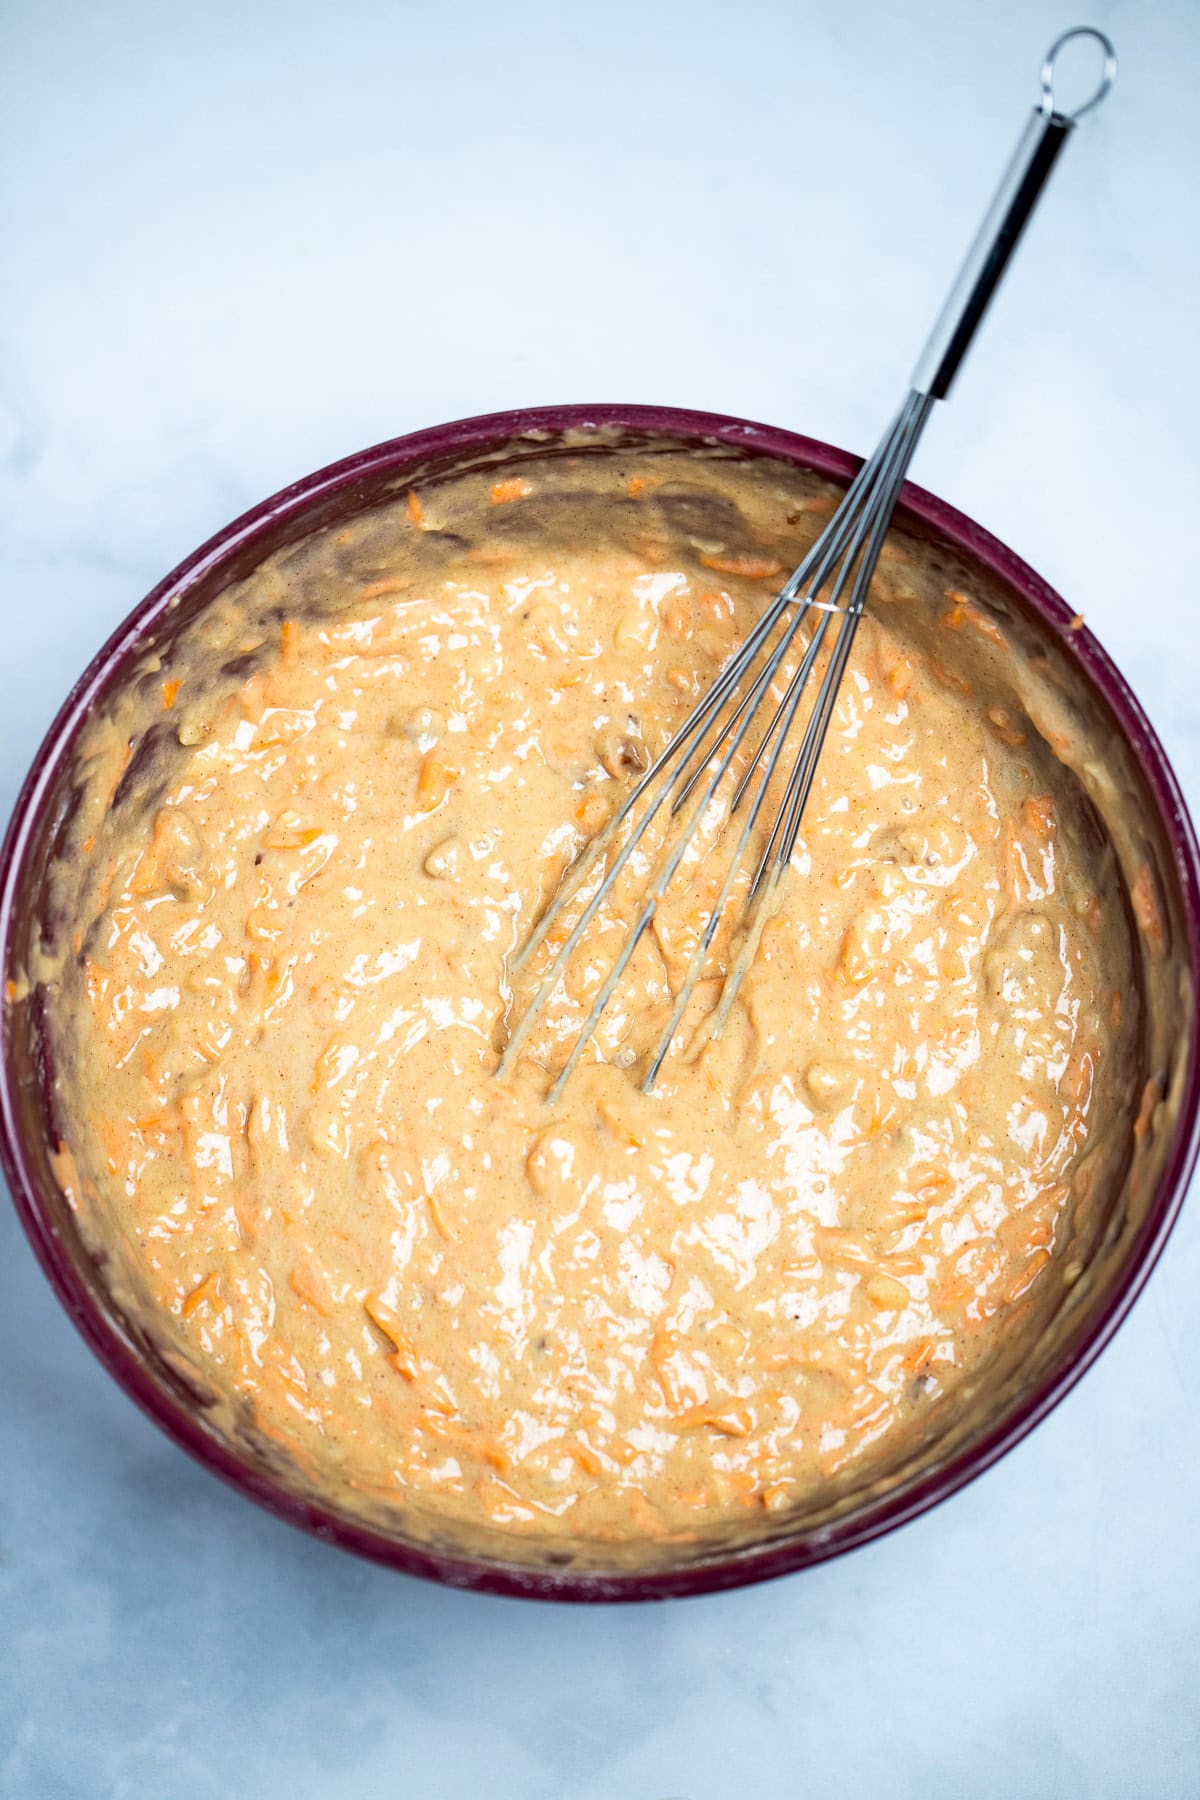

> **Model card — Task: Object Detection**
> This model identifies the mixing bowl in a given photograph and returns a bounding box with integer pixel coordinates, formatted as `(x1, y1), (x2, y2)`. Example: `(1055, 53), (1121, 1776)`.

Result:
(3, 404), (1198, 1601)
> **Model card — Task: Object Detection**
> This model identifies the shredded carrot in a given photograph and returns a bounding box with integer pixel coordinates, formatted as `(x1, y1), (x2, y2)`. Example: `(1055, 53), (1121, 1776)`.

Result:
(813, 1231), (877, 1274)
(753, 1338), (859, 1384)
(358, 577), (410, 600)
(310, 1037), (358, 1095)
(649, 1329), (689, 1412)
(672, 1400), (753, 1438)
(966, 607), (1006, 649)
(245, 908), (284, 944)
(103, 740), (133, 810)
(258, 1337), (314, 1415)
(928, 658), (973, 696)
(723, 1470), (762, 1509)
(661, 595), (693, 638)
(596, 1094), (641, 1148)
(1069, 612), (1085, 631)
(941, 588), (1005, 647)
(626, 476), (646, 499)
(1133, 1077), (1160, 1146)
(1006, 1249), (1051, 1304)
(423, 1414), (511, 1474)
(364, 1293), (419, 1380)
(490, 477), (532, 505)
(182, 1271), (221, 1319)
(427, 1192), (452, 1241)
(790, 495), (838, 522)
(406, 488), (425, 527)
(837, 922), (876, 987)
(1001, 820), (1028, 905)
(279, 618), (299, 666)
(288, 1258), (331, 1317)
(1060, 1045), (1095, 1108)
(571, 1440), (604, 1476)
(1081, 893), (1104, 939)
(699, 588), (733, 622)
(262, 825), (322, 850)
(233, 1191), (259, 1244)
(4, 979), (17, 1004)
(246, 947), (277, 991)
(1023, 1212), (1060, 1251)
(937, 1275), (975, 1314)
(863, 1273), (910, 1311)
(415, 756), (459, 813)
(698, 551), (785, 580)
(161, 678), (181, 711)
(670, 1484), (713, 1510)
(86, 1105), (125, 1178)
(986, 705), (1026, 748)
(845, 1385), (890, 1430)
(1022, 795), (1055, 841)
(83, 959), (109, 1013)
(817, 1440), (860, 1479)
(634, 536), (669, 565)
(250, 712), (308, 750)
(574, 792), (609, 834)
(626, 1492), (665, 1534)
(902, 1340), (936, 1374)
(1130, 862), (1165, 957)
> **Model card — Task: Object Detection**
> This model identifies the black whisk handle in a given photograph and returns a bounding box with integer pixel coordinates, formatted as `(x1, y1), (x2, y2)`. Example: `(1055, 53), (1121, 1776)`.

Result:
(911, 26), (1115, 403)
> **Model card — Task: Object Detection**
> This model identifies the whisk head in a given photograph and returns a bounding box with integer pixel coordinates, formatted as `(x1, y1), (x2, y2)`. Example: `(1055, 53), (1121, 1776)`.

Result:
(497, 391), (934, 1101)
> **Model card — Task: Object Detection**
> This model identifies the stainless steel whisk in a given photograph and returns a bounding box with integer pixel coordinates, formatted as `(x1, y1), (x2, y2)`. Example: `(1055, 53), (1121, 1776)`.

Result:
(499, 27), (1117, 1102)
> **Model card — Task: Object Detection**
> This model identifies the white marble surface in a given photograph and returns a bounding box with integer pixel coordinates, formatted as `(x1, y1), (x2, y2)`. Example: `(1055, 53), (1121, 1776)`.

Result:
(2, 1), (1198, 1794)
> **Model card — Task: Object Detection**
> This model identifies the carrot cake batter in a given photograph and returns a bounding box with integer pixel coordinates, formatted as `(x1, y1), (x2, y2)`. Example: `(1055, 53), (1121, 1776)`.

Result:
(41, 454), (1138, 1543)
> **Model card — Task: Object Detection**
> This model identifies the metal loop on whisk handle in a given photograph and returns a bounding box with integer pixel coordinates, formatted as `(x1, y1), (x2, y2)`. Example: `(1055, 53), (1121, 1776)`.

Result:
(911, 26), (1116, 402)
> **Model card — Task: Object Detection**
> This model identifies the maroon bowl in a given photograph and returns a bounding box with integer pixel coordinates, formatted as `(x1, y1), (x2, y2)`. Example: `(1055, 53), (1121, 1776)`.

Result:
(3, 403), (1198, 1602)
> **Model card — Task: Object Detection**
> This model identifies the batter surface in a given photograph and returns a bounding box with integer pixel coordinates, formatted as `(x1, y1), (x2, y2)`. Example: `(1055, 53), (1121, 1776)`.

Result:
(44, 456), (1137, 1543)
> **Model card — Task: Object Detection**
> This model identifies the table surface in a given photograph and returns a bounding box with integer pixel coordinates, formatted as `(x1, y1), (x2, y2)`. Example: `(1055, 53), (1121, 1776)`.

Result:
(2, 2), (1198, 1795)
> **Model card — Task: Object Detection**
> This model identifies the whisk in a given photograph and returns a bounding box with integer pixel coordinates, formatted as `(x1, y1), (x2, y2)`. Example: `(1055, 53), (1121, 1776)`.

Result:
(499, 26), (1117, 1103)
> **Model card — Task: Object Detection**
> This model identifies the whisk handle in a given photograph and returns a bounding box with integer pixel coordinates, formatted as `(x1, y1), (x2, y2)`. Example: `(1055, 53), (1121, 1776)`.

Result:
(911, 26), (1116, 402)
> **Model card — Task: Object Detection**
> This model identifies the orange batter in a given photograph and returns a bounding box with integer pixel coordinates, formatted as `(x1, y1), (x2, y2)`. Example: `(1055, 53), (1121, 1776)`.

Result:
(42, 455), (1136, 1542)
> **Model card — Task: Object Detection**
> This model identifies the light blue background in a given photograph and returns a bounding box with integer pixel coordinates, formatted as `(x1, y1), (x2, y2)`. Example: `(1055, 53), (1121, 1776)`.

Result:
(2, 3), (1197, 1795)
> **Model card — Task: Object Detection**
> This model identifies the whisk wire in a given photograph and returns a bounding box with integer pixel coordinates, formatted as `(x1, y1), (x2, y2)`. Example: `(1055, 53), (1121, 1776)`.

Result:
(497, 444), (896, 1073)
(773, 392), (934, 875)
(502, 393), (926, 1042)
(644, 392), (935, 1077)
(697, 393), (936, 1048)
(500, 388), (938, 1096)
(539, 623), (812, 1104)
(500, 29), (1116, 1095)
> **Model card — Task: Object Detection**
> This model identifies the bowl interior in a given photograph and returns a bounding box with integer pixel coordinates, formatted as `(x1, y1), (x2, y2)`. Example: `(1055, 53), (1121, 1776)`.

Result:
(3, 406), (1197, 1600)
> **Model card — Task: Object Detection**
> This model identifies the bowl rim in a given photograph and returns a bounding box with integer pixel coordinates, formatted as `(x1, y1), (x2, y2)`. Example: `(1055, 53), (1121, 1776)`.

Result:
(3, 399), (1198, 1602)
